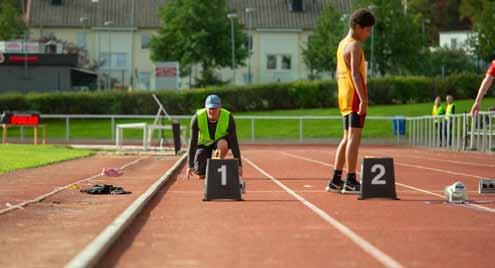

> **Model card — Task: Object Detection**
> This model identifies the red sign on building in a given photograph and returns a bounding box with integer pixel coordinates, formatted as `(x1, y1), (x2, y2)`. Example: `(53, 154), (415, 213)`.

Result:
(155, 66), (177, 78)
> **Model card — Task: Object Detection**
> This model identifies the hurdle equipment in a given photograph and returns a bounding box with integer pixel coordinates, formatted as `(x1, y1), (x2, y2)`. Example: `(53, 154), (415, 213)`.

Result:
(115, 94), (184, 154)
(359, 157), (398, 200)
(203, 159), (242, 201)
(479, 179), (495, 194)
(444, 181), (468, 203)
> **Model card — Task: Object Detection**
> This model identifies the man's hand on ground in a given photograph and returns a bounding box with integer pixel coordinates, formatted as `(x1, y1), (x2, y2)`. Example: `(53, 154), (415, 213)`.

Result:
(186, 167), (195, 179)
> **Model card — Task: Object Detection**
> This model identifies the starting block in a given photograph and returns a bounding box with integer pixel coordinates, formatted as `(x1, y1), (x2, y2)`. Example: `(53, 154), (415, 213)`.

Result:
(479, 179), (495, 194)
(359, 157), (398, 200)
(203, 158), (242, 201)
(444, 181), (468, 203)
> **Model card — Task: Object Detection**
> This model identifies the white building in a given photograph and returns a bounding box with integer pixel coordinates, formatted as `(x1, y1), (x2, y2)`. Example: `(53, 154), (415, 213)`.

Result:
(28, 0), (352, 90)
(438, 30), (477, 54)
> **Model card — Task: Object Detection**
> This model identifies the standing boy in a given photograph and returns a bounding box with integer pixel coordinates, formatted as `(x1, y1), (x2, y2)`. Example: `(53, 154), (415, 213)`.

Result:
(326, 9), (375, 194)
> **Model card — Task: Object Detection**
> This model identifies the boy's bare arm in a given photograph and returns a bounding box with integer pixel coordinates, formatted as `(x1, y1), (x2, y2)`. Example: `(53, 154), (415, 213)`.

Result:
(349, 41), (367, 115)
(471, 75), (493, 117)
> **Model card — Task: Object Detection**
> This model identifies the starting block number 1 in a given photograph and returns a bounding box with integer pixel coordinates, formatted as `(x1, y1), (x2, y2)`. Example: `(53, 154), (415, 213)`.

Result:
(204, 159), (241, 201)
(360, 158), (398, 200)
(218, 165), (227, 186)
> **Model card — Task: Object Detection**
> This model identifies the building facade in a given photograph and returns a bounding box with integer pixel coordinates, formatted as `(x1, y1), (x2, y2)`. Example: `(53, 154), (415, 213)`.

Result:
(28, 0), (352, 90)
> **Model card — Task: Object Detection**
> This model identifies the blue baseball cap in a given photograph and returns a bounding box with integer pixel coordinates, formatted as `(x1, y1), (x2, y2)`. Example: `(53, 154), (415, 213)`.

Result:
(205, 95), (221, 109)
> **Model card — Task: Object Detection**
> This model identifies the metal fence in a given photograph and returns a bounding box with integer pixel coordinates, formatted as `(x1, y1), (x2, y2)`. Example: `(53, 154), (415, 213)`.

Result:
(4, 113), (494, 153)
(408, 112), (494, 153)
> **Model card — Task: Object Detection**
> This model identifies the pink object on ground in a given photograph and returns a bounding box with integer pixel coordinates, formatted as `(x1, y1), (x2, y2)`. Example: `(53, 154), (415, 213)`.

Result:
(101, 168), (124, 177)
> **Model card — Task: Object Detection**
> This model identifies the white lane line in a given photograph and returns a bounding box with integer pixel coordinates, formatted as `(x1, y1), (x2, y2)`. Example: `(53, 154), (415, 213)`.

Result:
(309, 149), (488, 179)
(244, 157), (404, 268)
(394, 162), (484, 179)
(281, 152), (495, 214)
(380, 153), (495, 168)
(0, 157), (147, 216)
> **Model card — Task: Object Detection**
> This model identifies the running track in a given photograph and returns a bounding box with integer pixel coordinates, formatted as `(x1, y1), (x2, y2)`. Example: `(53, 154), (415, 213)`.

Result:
(101, 145), (495, 268)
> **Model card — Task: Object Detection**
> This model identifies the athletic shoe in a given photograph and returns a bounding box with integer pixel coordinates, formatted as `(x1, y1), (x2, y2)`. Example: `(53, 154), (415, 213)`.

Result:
(325, 179), (343, 192)
(341, 180), (361, 194)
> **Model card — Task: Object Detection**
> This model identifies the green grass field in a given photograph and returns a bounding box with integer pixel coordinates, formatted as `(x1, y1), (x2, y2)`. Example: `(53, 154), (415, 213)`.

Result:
(0, 144), (94, 174)
(4, 97), (494, 141)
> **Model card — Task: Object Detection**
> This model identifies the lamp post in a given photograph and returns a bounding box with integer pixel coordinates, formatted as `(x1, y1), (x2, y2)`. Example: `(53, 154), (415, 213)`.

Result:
(104, 20), (113, 90)
(368, 5), (377, 77)
(246, 8), (255, 84)
(422, 18), (431, 47)
(227, 13), (238, 85)
(80, 16), (89, 47)
(340, 13), (349, 36)
(91, 0), (100, 90)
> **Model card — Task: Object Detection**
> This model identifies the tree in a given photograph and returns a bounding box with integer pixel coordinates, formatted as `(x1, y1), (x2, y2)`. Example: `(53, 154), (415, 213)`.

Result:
(428, 48), (476, 76)
(459, 0), (485, 25)
(475, 1), (495, 62)
(355, 0), (424, 75)
(409, 0), (471, 44)
(0, 0), (26, 40)
(302, 4), (344, 79)
(150, 0), (248, 87)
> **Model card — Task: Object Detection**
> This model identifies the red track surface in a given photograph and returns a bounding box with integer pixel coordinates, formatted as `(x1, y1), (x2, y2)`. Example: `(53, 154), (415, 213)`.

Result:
(0, 154), (180, 267)
(100, 145), (495, 268)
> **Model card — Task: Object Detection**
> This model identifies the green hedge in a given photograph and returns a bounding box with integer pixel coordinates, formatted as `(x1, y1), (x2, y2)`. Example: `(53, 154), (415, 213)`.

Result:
(0, 73), (486, 115)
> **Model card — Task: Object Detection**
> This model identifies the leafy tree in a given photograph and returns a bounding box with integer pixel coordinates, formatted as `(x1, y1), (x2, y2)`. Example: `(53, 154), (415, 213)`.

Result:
(409, 0), (471, 44)
(150, 0), (247, 86)
(427, 48), (476, 76)
(355, 0), (424, 75)
(302, 4), (344, 79)
(0, 0), (26, 40)
(474, 1), (495, 62)
(459, 0), (485, 25)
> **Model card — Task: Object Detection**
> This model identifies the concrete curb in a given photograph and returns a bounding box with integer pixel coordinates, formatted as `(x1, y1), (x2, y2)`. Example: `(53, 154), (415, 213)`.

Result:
(65, 153), (187, 268)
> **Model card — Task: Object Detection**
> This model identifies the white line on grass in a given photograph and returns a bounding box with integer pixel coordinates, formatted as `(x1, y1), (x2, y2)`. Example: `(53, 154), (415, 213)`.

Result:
(244, 157), (404, 268)
(281, 152), (495, 214)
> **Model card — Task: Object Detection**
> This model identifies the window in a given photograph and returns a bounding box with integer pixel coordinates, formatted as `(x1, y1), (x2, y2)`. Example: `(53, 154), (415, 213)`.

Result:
(100, 53), (111, 69)
(281, 55), (292, 70)
(141, 33), (152, 50)
(266, 54), (293, 71)
(100, 53), (128, 69)
(266, 55), (277, 70)
(138, 72), (151, 90)
(451, 38), (458, 49)
(50, 0), (63, 6)
(114, 53), (128, 68)
(76, 32), (87, 49)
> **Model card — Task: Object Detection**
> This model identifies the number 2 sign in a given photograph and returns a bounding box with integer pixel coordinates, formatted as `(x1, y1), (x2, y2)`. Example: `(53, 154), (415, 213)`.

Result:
(359, 158), (398, 200)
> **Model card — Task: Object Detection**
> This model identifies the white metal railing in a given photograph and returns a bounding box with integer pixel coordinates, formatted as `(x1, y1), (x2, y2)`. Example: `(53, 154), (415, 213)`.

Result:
(22, 114), (403, 145)
(407, 112), (495, 153)
(4, 113), (493, 153)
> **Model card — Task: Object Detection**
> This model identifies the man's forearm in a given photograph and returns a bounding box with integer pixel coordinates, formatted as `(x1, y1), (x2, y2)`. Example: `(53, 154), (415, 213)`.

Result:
(351, 74), (367, 103)
(475, 76), (492, 104)
(187, 136), (197, 168)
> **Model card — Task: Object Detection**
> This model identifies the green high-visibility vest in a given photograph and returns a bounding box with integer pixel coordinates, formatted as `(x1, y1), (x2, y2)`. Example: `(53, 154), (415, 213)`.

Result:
(196, 108), (230, 146)
(432, 105), (445, 123)
(445, 103), (456, 119)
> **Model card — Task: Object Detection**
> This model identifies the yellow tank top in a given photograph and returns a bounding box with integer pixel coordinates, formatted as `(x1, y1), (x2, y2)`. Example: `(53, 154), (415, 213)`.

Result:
(336, 36), (367, 116)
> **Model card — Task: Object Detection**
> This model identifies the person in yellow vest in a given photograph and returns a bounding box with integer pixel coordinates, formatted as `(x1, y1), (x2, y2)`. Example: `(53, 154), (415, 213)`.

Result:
(444, 95), (456, 146)
(325, 9), (375, 194)
(432, 96), (446, 146)
(186, 95), (242, 180)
